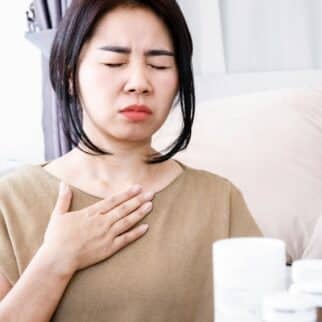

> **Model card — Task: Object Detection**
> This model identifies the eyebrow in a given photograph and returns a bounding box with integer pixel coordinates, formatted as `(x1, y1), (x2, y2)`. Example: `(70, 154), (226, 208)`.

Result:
(98, 46), (175, 57)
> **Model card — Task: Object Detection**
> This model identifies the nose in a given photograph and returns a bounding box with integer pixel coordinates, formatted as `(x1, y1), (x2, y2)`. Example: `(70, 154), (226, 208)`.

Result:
(124, 63), (152, 95)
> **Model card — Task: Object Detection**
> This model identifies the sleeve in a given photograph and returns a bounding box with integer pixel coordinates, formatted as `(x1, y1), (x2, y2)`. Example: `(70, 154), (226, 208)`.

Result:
(229, 183), (263, 238)
(0, 210), (19, 285)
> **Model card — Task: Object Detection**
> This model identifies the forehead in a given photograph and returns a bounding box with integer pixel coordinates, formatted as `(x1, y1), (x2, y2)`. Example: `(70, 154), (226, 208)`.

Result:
(88, 6), (174, 49)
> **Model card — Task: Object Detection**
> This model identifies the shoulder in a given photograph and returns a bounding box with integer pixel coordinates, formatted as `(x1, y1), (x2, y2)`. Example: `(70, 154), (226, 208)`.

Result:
(0, 163), (54, 202)
(181, 162), (233, 192)
(0, 163), (39, 187)
(176, 161), (239, 203)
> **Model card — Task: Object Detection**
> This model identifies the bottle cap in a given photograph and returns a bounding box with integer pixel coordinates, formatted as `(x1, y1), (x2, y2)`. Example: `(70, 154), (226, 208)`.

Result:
(213, 238), (287, 288)
(292, 260), (322, 284)
(290, 283), (322, 307)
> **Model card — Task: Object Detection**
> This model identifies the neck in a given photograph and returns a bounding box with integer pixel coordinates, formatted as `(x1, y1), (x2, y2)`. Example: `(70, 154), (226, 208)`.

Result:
(68, 142), (162, 191)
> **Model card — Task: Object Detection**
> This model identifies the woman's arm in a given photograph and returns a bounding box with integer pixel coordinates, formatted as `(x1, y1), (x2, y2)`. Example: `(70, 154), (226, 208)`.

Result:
(0, 182), (153, 322)
(0, 245), (75, 322)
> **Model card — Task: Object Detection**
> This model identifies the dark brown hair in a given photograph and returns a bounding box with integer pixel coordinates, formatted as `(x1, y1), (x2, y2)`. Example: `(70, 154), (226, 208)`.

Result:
(49, 0), (195, 163)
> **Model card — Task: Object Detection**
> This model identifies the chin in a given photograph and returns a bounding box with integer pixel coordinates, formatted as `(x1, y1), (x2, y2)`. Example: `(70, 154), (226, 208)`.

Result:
(113, 124), (160, 141)
(111, 131), (152, 143)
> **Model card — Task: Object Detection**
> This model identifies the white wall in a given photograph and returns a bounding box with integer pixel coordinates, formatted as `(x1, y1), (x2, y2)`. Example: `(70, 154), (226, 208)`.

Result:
(178, 0), (322, 103)
(0, 1), (44, 164)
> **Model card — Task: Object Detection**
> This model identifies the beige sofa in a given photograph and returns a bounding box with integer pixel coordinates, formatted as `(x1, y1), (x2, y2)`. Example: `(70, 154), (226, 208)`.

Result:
(153, 88), (322, 262)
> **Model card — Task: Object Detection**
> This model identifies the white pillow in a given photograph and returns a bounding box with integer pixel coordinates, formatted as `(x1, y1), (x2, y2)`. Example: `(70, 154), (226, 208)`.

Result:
(154, 88), (322, 261)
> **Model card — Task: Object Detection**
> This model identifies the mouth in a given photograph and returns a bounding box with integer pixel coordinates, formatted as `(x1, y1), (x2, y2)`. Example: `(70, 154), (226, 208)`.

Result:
(119, 105), (152, 121)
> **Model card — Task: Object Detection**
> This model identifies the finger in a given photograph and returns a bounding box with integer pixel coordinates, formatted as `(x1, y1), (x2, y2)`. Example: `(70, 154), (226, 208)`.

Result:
(53, 182), (72, 215)
(86, 184), (142, 216)
(105, 192), (154, 226)
(111, 224), (149, 254)
(110, 202), (152, 236)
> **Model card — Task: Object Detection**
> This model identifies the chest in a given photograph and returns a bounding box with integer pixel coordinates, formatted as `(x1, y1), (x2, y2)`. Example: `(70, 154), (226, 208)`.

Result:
(50, 196), (229, 321)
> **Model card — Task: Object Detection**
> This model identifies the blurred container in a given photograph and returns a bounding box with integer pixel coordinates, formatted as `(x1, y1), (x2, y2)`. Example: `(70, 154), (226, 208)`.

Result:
(290, 260), (322, 322)
(263, 292), (317, 322)
(290, 283), (322, 322)
(212, 237), (287, 322)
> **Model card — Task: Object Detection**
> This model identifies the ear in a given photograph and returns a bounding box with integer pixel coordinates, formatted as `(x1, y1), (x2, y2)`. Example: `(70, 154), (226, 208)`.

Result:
(67, 64), (74, 96)
(68, 78), (74, 96)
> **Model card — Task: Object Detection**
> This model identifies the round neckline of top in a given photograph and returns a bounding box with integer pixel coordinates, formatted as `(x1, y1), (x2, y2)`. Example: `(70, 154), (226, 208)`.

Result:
(31, 159), (189, 201)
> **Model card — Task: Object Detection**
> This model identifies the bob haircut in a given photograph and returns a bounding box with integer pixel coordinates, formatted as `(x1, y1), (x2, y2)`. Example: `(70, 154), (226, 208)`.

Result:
(49, 0), (195, 163)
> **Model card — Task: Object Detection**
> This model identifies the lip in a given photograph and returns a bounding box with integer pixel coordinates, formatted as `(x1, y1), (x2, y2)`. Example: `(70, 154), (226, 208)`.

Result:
(120, 105), (152, 114)
(119, 105), (152, 122)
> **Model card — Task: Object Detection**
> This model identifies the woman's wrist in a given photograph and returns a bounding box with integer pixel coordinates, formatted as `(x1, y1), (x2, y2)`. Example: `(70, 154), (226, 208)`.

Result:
(37, 244), (77, 279)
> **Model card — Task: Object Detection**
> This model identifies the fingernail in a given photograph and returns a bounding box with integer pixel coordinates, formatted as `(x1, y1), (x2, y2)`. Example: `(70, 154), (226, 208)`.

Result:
(143, 192), (154, 200)
(142, 201), (152, 211)
(140, 224), (149, 231)
(130, 184), (142, 194)
(60, 182), (69, 194)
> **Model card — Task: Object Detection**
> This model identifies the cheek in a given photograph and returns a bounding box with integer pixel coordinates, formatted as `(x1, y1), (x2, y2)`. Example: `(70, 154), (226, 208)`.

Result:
(77, 65), (114, 121)
(157, 72), (179, 101)
(155, 73), (179, 125)
(78, 64), (107, 94)
(78, 65), (95, 102)
(78, 64), (117, 112)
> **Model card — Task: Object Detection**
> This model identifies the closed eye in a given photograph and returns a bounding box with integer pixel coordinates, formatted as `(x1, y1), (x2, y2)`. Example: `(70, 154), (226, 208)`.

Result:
(103, 63), (170, 70)
(103, 63), (124, 67)
(149, 65), (170, 70)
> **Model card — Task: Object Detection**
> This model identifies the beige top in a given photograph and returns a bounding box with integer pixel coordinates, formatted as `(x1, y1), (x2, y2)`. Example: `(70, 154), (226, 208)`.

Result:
(0, 162), (261, 322)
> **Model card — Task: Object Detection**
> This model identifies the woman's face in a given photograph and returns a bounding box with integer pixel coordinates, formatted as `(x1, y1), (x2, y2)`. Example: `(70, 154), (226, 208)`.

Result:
(77, 6), (179, 146)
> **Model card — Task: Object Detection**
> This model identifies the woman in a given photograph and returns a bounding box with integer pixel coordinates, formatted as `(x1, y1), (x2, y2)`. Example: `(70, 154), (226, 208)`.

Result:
(0, 0), (261, 321)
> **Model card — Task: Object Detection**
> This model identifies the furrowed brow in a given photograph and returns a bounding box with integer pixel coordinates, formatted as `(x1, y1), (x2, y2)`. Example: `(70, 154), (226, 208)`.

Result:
(144, 49), (175, 57)
(98, 46), (174, 57)
(98, 46), (131, 54)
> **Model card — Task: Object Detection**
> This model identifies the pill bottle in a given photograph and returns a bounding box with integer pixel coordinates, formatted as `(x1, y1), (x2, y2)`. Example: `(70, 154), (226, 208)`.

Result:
(213, 238), (287, 322)
(262, 292), (317, 322)
(290, 260), (322, 322)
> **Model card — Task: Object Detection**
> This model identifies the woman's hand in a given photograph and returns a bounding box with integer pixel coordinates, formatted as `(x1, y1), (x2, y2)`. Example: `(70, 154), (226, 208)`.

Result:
(42, 182), (153, 275)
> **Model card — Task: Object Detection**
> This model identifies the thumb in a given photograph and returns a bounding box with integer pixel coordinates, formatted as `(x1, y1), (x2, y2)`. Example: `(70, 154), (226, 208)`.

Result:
(53, 182), (72, 215)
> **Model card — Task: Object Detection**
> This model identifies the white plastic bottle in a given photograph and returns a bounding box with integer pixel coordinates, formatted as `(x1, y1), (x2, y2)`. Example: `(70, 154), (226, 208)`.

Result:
(262, 292), (317, 322)
(212, 238), (287, 322)
(290, 260), (322, 322)
(292, 260), (322, 284)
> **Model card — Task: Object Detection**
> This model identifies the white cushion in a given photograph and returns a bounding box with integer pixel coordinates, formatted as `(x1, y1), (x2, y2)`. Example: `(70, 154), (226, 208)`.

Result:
(153, 88), (322, 261)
